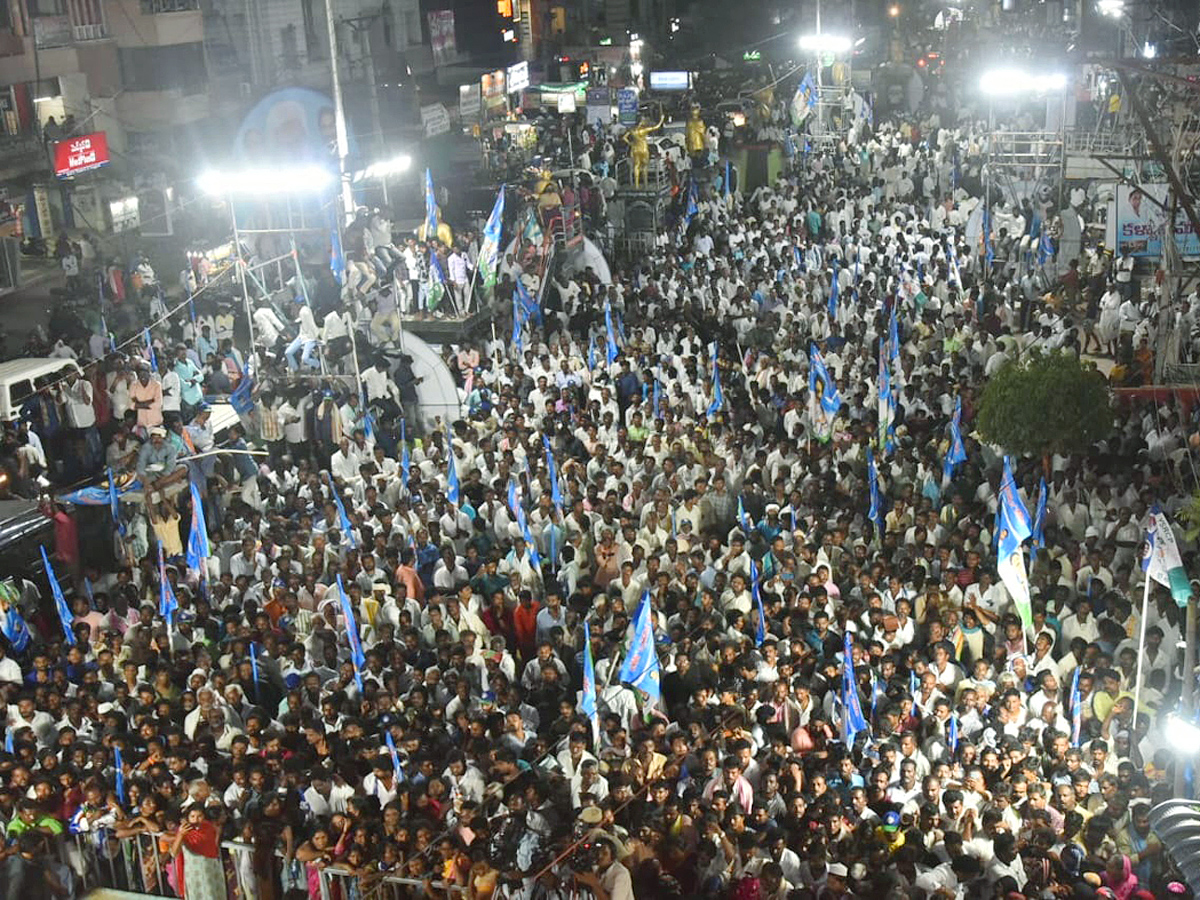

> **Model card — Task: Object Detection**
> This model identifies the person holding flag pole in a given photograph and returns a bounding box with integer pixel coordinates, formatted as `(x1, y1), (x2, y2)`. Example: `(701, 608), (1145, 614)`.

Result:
(467, 185), (504, 309)
(580, 621), (600, 750)
(617, 591), (661, 708)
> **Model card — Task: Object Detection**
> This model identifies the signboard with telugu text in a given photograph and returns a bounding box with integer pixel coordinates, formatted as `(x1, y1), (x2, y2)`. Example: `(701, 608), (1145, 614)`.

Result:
(506, 61), (530, 93)
(617, 88), (638, 125)
(459, 83), (481, 120)
(53, 132), (110, 179)
(420, 103), (451, 137)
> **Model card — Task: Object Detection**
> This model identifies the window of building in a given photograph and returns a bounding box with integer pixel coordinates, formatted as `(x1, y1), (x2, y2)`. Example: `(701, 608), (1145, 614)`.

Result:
(118, 43), (207, 95)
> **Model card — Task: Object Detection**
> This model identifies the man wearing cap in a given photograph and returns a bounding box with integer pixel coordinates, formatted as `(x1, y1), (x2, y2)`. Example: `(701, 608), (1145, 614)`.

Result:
(136, 426), (185, 496)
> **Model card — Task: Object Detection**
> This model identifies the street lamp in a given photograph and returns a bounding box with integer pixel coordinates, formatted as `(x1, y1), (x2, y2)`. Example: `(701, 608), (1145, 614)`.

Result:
(1098, 0), (1124, 17)
(798, 33), (853, 53)
(198, 166), (337, 197)
(978, 69), (1068, 96)
(1166, 714), (1200, 752)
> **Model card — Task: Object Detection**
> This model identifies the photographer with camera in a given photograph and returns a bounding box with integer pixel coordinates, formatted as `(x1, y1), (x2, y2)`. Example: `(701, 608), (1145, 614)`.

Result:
(570, 834), (633, 900)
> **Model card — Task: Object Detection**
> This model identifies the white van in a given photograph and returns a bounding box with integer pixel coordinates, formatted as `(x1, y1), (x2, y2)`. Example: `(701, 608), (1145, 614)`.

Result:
(0, 358), (85, 422)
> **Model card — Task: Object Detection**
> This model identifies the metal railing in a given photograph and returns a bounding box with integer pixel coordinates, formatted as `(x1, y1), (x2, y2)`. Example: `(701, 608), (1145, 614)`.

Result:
(68, 830), (468, 899)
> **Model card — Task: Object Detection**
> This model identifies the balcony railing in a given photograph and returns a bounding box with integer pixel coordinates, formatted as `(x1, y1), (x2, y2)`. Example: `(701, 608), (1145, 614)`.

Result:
(140, 0), (199, 11)
(72, 22), (108, 40)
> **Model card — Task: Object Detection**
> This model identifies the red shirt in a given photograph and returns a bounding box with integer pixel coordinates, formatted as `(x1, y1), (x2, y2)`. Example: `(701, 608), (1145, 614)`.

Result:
(52, 510), (79, 566)
(512, 601), (541, 656)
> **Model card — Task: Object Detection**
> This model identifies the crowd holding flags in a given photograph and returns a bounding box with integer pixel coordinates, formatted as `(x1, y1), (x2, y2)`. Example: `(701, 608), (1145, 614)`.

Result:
(808, 345), (842, 443)
(841, 633), (868, 749)
(996, 456), (1034, 637)
(478, 185), (505, 291)
(618, 592), (661, 704)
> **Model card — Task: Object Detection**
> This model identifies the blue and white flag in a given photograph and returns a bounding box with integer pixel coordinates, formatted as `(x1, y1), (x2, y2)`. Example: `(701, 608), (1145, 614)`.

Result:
(479, 185), (505, 290)
(878, 344), (895, 453)
(543, 435), (564, 510)
(515, 278), (541, 326)
(325, 472), (358, 548)
(424, 168), (440, 238)
(144, 329), (158, 373)
(604, 303), (619, 365)
(942, 396), (967, 485)
(186, 480), (210, 575)
(113, 745), (126, 804)
(587, 335), (597, 372)
(580, 621), (599, 747)
(809, 345), (841, 443)
(157, 540), (177, 631)
(512, 294), (524, 354)
(41, 546), (75, 646)
(841, 632), (868, 749)
(336, 574), (366, 691)
(750, 558), (766, 647)
(828, 259), (839, 322)
(106, 467), (125, 536)
(724, 160), (731, 198)
(652, 379), (662, 420)
(685, 178), (699, 226)
(996, 457), (1034, 633)
(400, 419), (411, 489)
(0, 593), (30, 655)
(249, 641), (261, 699)
(948, 713), (959, 754)
(445, 423), (460, 504)
(738, 494), (753, 536)
(1070, 666), (1083, 746)
(1142, 506), (1192, 606)
(330, 222), (345, 285)
(618, 592), (661, 704)
(867, 449), (884, 539)
(384, 731), (405, 782)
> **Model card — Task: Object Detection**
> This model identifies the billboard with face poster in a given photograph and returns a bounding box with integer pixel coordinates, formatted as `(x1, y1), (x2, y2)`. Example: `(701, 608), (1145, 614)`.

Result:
(1108, 183), (1200, 259)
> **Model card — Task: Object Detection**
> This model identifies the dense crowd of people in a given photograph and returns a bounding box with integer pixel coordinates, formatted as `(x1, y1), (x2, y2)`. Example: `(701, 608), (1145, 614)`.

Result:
(2, 17), (1200, 900)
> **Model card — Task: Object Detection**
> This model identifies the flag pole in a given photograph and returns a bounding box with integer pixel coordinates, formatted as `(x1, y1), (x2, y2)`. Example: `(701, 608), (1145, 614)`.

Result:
(1132, 569), (1152, 720)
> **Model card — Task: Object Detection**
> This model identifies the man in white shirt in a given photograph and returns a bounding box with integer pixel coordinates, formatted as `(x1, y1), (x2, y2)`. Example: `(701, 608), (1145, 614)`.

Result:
(285, 301), (321, 371)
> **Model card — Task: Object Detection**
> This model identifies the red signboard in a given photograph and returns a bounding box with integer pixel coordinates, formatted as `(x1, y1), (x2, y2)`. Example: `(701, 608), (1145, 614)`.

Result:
(53, 132), (110, 178)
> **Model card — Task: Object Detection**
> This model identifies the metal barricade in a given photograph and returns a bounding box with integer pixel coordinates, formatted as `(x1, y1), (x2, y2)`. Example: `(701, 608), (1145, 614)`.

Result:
(74, 829), (171, 895)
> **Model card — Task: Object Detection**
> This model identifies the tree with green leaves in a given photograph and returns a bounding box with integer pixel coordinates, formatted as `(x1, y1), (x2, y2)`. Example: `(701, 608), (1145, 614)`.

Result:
(976, 349), (1113, 461)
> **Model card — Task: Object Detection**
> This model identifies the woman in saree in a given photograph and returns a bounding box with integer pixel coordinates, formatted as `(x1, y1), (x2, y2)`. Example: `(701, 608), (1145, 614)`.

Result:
(169, 807), (225, 900)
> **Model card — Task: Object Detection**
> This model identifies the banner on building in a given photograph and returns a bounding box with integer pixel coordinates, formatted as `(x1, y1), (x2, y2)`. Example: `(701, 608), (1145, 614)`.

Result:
(1107, 183), (1200, 259)
(53, 132), (110, 179)
(617, 88), (638, 126)
(421, 103), (451, 137)
(506, 61), (530, 93)
(427, 11), (457, 67)
(459, 83), (481, 121)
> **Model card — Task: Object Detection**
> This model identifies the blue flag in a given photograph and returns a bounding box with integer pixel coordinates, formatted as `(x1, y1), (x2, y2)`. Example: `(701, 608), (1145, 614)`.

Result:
(424, 168), (440, 237)
(384, 731), (405, 782)
(144, 329), (158, 373)
(400, 419), (411, 489)
(738, 494), (753, 536)
(867, 450), (884, 539)
(587, 335), (597, 372)
(229, 363), (255, 416)
(982, 206), (995, 267)
(1032, 477), (1047, 548)
(841, 632), (868, 749)
(724, 159), (731, 198)
(249, 641), (261, 699)
(445, 423), (460, 504)
(618, 592), (661, 704)
(652, 379), (662, 420)
(330, 223), (345, 285)
(106, 467), (125, 536)
(336, 574), (366, 691)
(542, 435), (564, 509)
(580, 621), (599, 747)
(809, 345), (841, 444)
(0, 596), (30, 655)
(426, 248), (447, 311)
(948, 713), (959, 754)
(186, 480), (210, 574)
(828, 259), (839, 322)
(889, 304), (901, 365)
(942, 396), (967, 484)
(157, 540), (177, 630)
(113, 745), (126, 803)
(325, 472), (358, 549)
(604, 302), (619, 365)
(685, 178), (699, 226)
(40, 546), (75, 646)
(750, 558), (766, 647)
(1038, 231), (1053, 266)
(1070, 666), (1083, 746)
(515, 278), (541, 326)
